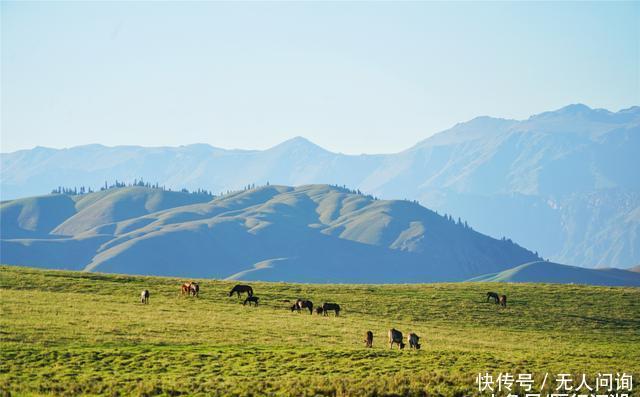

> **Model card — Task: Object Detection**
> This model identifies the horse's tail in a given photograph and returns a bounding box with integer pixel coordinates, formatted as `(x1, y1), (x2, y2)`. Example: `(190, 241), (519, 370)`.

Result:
(248, 286), (254, 296)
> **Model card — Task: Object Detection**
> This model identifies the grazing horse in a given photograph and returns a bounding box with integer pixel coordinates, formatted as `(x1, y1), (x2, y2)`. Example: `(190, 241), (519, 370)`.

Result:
(243, 296), (259, 306)
(291, 299), (313, 314)
(322, 303), (340, 316)
(315, 307), (324, 315)
(364, 331), (373, 348)
(499, 295), (507, 307)
(486, 292), (500, 304)
(140, 289), (149, 304)
(190, 282), (200, 297)
(229, 284), (253, 298)
(181, 282), (192, 296)
(388, 328), (405, 349)
(408, 333), (421, 349)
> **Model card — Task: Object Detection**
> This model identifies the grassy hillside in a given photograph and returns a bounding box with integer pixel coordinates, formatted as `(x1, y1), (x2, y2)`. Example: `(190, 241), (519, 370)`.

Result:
(468, 261), (640, 286)
(1, 185), (540, 282)
(0, 187), (213, 239)
(1, 265), (638, 396)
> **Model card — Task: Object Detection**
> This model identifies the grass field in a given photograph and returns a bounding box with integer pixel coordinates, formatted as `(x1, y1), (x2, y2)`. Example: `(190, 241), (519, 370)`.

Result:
(1, 265), (639, 396)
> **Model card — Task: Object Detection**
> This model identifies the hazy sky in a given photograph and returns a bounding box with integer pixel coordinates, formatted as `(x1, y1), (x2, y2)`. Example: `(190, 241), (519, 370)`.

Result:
(1, 2), (638, 154)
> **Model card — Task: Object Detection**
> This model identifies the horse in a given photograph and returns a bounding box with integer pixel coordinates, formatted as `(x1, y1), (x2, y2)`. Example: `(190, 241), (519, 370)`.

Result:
(322, 303), (340, 316)
(291, 299), (313, 314)
(388, 328), (405, 349)
(486, 292), (500, 304)
(229, 284), (253, 298)
(140, 289), (149, 304)
(243, 296), (259, 306)
(499, 295), (507, 307)
(364, 331), (373, 348)
(315, 307), (324, 315)
(408, 333), (421, 349)
(181, 282), (192, 296)
(190, 282), (199, 297)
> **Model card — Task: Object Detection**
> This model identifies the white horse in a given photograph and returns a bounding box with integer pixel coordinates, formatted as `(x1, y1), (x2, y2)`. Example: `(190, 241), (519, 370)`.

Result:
(140, 289), (150, 304)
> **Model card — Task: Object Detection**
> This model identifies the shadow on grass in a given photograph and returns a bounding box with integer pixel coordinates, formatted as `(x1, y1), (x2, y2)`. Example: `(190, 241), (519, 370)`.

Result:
(564, 313), (640, 329)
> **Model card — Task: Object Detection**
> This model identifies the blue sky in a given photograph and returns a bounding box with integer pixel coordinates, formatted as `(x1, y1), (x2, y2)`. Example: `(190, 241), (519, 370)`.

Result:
(1, 1), (638, 154)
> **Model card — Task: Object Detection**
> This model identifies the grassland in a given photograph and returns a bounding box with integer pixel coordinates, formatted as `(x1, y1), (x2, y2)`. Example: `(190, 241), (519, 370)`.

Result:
(0, 265), (639, 396)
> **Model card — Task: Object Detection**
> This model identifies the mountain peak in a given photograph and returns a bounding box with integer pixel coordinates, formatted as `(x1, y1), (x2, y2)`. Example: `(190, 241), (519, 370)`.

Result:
(528, 103), (595, 121)
(268, 136), (329, 153)
(525, 103), (640, 127)
(557, 103), (593, 114)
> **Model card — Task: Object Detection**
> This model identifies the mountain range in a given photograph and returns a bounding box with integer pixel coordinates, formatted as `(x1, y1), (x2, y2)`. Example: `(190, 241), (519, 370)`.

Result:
(2, 104), (639, 269)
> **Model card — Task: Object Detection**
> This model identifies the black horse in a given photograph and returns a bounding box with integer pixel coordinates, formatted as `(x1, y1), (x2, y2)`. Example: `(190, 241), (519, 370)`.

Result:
(364, 330), (373, 348)
(229, 284), (253, 298)
(243, 296), (259, 306)
(291, 299), (313, 314)
(486, 292), (500, 304)
(322, 303), (340, 316)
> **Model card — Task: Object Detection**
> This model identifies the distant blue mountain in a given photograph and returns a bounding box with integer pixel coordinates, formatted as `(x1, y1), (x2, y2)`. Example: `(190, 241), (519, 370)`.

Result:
(468, 261), (640, 287)
(2, 104), (639, 268)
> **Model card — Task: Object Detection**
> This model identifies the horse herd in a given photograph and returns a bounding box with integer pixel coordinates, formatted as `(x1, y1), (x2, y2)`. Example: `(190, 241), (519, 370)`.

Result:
(289, 299), (341, 316)
(486, 291), (507, 307)
(138, 283), (508, 350)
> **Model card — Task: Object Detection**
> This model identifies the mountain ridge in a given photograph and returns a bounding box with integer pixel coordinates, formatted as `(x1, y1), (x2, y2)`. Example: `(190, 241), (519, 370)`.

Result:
(468, 261), (640, 287)
(0, 184), (541, 282)
(5, 103), (638, 155)
(2, 104), (638, 269)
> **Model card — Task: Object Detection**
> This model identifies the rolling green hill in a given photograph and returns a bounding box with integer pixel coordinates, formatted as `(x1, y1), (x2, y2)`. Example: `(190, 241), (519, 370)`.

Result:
(1, 265), (638, 396)
(468, 261), (640, 286)
(0, 187), (213, 239)
(0, 185), (540, 282)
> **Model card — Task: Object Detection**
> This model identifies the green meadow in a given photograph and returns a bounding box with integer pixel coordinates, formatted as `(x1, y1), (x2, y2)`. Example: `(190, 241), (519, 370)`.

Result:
(0, 265), (638, 396)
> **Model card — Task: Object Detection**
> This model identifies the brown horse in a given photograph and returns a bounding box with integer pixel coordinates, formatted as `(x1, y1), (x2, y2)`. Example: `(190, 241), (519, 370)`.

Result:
(229, 284), (253, 298)
(499, 295), (507, 307)
(181, 282), (192, 296)
(364, 331), (373, 348)
(388, 328), (405, 349)
(291, 299), (313, 314)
